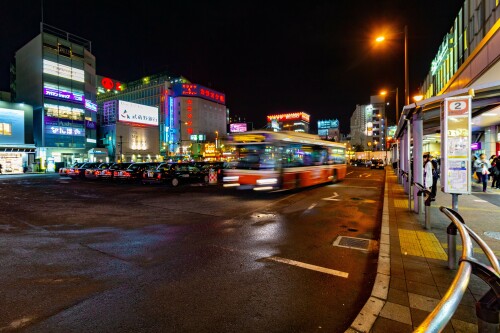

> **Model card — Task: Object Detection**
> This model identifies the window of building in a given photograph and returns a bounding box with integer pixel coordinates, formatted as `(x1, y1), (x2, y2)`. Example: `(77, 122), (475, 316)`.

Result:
(0, 123), (12, 135)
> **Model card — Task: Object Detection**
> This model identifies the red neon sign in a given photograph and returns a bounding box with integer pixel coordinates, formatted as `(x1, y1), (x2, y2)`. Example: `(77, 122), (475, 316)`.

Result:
(267, 112), (311, 123)
(101, 77), (122, 91)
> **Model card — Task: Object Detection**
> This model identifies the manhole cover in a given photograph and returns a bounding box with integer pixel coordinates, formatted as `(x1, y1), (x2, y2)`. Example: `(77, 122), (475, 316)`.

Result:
(484, 231), (500, 240)
(332, 236), (373, 251)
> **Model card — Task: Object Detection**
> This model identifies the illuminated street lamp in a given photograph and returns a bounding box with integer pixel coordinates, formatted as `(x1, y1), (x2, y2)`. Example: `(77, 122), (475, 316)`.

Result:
(375, 25), (409, 110)
(413, 94), (424, 102)
(380, 88), (399, 125)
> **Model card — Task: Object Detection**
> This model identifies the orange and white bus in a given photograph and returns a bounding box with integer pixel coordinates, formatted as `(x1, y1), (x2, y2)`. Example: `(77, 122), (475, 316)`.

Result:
(223, 131), (347, 191)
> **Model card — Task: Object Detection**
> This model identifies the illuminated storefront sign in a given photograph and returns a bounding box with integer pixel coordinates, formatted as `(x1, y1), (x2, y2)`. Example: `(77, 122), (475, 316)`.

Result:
(43, 59), (84, 82)
(172, 83), (225, 104)
(118, 100), (158, 126)
(85, 120), (96, 129)
(45, 125), (84, 136)
(186, 99), (193, 136)
(267, 112), (310, 123)
(43, 87), (84, 103)
(0, 108), (24, 143)
(44, 104), (84, 121)
(318, 119), (339, 129)
(190, 134), (206, 141)
(58, 44), (72, 58)
(85, 100), (97, 112)
(471, 142), (481, 150)
(101, 77), (123, 91)
(230, 123), (248, 133)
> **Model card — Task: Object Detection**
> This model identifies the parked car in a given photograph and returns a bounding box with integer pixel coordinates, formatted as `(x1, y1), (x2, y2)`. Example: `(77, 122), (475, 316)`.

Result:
(68, 162), (100, 179)
(96, 162), (132, 181)
(370, 159), (385, 169)
(84, 162), (113, 180)
(59, 162), (82, 177)
(142, 162), (208, 186)
(114, 162), (160, 182)
(350, 159), (368, 167)
(195, 161), (226, 181)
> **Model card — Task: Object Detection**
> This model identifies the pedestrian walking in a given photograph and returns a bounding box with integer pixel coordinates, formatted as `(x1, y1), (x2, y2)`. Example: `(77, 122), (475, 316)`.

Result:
(0, 163), (2, 174)
(474, 153), (491, 192)
(423, 154), (433, 194)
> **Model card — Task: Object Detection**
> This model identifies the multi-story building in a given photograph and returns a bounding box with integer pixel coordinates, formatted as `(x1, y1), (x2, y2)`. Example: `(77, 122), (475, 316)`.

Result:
(350, 96), (387, 151)
(267, 112), (310, 133)
(96, 74), (227, 161)
(15, 24), (97, 169)
(0, 101), (36, 173)
(317, 119), (340, 141)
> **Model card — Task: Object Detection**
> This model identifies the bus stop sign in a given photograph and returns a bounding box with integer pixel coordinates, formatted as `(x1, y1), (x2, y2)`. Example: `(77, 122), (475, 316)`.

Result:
(440, 96), (472, 194)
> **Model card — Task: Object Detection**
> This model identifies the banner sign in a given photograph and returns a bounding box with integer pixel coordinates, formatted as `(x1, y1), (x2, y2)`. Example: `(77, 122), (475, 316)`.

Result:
(441, 96), (472, 194)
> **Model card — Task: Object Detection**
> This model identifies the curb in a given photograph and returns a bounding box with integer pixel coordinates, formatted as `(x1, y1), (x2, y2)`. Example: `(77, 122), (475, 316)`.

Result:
(345, 170), (390, 333)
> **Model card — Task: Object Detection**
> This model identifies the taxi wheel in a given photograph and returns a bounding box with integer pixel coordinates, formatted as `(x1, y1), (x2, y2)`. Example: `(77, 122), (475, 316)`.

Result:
(171, 178), (179, 187)
(331, 171), (338, 183)
(204, 175), (209, 183)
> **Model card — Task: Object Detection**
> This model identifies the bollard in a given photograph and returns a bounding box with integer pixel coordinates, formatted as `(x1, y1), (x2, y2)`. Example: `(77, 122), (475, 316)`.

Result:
(447, 223), (457, 270)
(424, 190), (431, 230)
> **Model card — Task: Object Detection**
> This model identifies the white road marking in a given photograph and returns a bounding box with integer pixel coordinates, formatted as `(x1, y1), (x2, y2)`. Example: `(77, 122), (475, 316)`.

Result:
(346, 171), (354, 176)
(267, 256), (349, 278)
(306, 203), (317, 210)
(322, 192), (340, 201)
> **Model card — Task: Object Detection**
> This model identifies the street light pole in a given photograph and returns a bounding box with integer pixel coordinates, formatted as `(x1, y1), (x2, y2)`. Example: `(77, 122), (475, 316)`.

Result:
(404, 25), (409, 106)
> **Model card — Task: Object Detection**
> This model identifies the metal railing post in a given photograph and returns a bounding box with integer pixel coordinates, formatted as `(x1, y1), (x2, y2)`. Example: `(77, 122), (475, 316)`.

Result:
(447, 223), (457, 270)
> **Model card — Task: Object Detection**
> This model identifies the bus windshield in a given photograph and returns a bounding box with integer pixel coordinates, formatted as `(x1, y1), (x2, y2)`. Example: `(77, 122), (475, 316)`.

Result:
(235, 144), (276, 169)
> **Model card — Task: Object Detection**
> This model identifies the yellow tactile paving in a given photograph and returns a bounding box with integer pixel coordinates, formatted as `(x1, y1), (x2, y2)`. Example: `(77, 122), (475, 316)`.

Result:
(398, 229), (447, 260)
(394, 199), (408, 208)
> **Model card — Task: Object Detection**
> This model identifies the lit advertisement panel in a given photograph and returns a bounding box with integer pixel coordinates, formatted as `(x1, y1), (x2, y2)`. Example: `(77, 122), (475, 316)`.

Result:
(85, 100), (97, 112)
(0, 108), (24, 143)
(230, 123), (247, 133)
(43, 60), (84, 82)
(118, 100), (158, 126)
(267, 112), (310, 123)
(172, 83), (226, 105)
(45, 126), (84, 136)
(43, 87), (84, 103)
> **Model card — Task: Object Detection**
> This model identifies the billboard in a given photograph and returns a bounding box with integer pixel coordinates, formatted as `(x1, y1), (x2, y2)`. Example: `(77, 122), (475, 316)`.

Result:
(230, 123), (248, 133)
(0, 108), (24, 144)
(172, 83), (225, 105)
(118, 100), (158, 126)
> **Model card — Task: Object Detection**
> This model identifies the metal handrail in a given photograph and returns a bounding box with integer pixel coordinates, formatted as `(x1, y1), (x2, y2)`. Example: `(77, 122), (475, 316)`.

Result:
(414, 207), (500, 332)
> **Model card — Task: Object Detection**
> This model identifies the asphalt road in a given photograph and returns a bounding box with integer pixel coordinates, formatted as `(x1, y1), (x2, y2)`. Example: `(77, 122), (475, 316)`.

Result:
(0, 167), (385, 332)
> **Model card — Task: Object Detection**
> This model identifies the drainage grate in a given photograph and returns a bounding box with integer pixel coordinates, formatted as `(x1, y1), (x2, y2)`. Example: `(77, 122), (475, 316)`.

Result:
(333, 236), (372, 251)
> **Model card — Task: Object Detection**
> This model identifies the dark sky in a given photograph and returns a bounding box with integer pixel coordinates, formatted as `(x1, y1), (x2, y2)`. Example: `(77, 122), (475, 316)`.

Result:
(1, 0), (464, 133)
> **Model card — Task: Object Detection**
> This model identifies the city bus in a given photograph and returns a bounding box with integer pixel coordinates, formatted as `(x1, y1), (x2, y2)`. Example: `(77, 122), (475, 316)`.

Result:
(223, 131), (347, 191)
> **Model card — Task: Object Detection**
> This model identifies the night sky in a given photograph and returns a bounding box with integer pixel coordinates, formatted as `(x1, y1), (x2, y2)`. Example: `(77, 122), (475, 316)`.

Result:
(1, 0), (464, 133)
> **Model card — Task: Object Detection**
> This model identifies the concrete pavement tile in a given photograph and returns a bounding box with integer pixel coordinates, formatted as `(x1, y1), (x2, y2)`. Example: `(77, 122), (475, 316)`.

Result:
(405, 271), (434, 284)
(437, 286), (476, 307)
(408, 293), (440, 312)
(467, 275), (490, 297)
(451, 319), (478, 333)
(387, 288), (409, 307)
(379, 302), (412, 325)
(451, 304), (477, 324)
(391, 266), (406, 279)
(410, 308), (454, 333)
(371, 316), (413, 333)
(402, 255), (428, 265)
(389, 277), (407, 292)
(407, 280), (440, 299)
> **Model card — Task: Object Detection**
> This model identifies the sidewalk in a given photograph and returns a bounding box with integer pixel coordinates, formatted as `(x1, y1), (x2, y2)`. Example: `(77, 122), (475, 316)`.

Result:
(346, 169), (500, 333)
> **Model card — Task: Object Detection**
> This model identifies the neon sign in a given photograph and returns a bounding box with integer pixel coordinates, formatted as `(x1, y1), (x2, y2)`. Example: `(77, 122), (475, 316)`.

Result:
(85, 100), (97, 112)
(101, 77), (123, 91)
(267, 112), (310, 123)
(46, 126), (84, 136)
(172, 83), (225, 105)
(43, 88), (84, 103)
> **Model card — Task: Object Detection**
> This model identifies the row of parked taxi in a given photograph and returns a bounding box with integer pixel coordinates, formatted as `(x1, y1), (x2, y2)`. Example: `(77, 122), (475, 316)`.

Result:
(59, 161), (226, 186)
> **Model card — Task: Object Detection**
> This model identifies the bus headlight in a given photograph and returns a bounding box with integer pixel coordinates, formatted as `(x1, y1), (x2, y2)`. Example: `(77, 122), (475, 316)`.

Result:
(256, 178), (278, 185)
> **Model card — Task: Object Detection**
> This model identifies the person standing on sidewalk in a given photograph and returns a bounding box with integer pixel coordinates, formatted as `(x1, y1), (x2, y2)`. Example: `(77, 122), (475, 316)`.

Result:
(474, 153), (491, 192)
(430, 155), (439, 201)
(492, 157), (500, 189)
(423, 154), (433, 194)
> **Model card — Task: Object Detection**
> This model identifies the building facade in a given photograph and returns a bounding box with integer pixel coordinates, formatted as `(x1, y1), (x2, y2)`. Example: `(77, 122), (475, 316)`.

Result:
(267, 112), (310, 133)
(317, 119), (340, 141)
(97, 75), (227, 161)
(15, 24), (97, 170)
(0, 101), (36, 173)
(350, 96), (387, 151)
